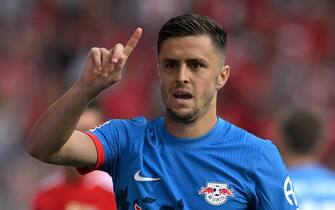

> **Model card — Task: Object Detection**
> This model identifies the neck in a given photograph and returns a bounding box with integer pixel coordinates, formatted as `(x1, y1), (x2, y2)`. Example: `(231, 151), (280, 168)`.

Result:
(165, 108), (217, 139)
(284, 152), (318, 169)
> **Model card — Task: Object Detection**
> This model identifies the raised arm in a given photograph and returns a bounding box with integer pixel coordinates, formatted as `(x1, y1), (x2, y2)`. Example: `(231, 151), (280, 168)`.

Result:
(27, 28), (143, 168)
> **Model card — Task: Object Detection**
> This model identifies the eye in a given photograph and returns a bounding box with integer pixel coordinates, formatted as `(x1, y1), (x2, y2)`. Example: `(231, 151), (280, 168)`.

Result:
(191, 63), (201, 69)
(189, 62), (205, 71)
(165, 63), (176, 69)
(163, 61), (179, 70)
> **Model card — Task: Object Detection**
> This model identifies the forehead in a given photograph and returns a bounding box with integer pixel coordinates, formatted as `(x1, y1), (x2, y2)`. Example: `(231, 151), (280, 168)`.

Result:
(158, 35), (219, 61)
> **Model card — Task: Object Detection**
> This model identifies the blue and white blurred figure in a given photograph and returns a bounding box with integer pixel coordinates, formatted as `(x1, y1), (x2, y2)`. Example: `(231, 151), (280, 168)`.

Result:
(280, 108), (335, 210)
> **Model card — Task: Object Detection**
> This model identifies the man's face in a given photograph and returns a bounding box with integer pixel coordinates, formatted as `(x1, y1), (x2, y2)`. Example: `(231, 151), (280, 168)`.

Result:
(158, 35), (229, 124)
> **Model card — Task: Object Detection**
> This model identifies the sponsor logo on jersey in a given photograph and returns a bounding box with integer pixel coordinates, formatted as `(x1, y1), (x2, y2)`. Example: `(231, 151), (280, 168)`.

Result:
(134, 170), (161, 182)
(199, 182), (234, 205)
(284, 176), (298, 207)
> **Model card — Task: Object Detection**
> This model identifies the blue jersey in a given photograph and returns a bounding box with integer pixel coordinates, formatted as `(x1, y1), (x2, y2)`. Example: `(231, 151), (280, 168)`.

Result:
(80, 116), (298, 210)
(289, 164), (335, 210)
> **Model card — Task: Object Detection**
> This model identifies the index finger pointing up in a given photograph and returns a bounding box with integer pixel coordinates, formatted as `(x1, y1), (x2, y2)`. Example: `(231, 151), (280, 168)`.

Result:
(123, 27), (143, 57)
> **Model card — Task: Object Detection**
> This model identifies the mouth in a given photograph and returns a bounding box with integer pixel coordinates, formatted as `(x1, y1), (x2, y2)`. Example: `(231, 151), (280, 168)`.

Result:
(172, 90), (193, 101)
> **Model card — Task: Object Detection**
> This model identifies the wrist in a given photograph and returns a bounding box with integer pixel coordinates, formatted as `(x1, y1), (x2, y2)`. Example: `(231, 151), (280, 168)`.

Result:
(72, 80), (100, 101)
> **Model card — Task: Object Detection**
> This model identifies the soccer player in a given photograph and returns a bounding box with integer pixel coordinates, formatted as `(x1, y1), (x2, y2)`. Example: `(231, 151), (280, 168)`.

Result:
(32, 103), (117, 210)
(280, 107), (335, 210)
(27, 14), (298, 209)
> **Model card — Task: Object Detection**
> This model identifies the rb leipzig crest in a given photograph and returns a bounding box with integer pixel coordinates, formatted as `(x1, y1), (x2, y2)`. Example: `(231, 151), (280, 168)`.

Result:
(198, 182), (234, 205)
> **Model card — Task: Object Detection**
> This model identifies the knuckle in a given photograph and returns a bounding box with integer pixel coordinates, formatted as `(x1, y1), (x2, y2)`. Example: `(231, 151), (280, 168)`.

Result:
(100, 48), (109, 53)
(115, 43), (124, 50)
(90, 47), (99, 53)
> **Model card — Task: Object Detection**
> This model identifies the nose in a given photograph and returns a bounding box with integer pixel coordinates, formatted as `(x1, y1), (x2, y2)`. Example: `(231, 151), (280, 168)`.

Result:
(176, 63), (189, 84)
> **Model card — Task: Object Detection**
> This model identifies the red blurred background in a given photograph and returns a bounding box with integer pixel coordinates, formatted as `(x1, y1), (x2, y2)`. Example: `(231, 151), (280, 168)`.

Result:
(0, 0), (334, 209)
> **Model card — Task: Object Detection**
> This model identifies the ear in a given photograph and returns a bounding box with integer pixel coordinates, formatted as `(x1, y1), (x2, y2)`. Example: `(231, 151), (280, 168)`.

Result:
(217, 65), (230, 90)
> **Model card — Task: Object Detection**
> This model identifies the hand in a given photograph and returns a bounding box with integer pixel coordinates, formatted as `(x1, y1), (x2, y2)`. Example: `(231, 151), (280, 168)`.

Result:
(79, 27), (143, 95)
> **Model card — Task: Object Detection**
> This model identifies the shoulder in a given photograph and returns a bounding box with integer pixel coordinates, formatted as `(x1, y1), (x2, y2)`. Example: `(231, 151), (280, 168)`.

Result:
(220, 119), (281, 169)
(92, 116), (162, 146)
(89, 116), (153, 137)
(94, 115), (148, 130)
(113, 116), (161, 134)
(224, 119), (274, 153)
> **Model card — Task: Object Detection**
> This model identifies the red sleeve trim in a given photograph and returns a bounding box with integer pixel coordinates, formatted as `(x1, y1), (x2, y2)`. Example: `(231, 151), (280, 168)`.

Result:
(76, 131), (105, 175)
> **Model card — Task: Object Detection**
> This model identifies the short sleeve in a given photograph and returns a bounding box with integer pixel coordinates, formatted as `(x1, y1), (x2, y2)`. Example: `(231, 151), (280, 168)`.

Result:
(77, 116), (147, 175)
(253, 141), (299, 210)
(76, 131), (106, 174)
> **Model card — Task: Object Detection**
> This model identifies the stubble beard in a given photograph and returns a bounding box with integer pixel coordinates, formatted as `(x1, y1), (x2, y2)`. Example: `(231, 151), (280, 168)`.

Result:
(165, 89), (216, 125)
(166, 107), (197, 124)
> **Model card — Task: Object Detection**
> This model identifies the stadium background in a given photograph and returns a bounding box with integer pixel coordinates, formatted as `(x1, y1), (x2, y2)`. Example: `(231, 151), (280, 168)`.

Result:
(0, 0), (334, 209)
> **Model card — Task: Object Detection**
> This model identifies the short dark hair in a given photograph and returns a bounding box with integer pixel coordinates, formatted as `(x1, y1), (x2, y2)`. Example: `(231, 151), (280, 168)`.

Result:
(157, 14), (227, 56)
(280, 108), (323, 154)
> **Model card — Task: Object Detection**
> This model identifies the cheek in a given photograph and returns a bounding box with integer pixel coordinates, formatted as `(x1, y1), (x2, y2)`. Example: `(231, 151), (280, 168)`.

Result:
(198, 78), (217, 93)
(160, 82), (169, 101)
(160, 76), (174, 92)
(197, 81), (217, 101)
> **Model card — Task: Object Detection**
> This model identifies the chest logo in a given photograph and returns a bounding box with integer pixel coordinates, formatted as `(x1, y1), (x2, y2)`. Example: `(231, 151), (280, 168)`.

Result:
(134, 170), (161, 182)
(199, 182), (234, 205)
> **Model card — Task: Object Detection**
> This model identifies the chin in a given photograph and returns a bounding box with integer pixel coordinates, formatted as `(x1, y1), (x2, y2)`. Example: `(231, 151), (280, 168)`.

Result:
(166, 108), (197, 124)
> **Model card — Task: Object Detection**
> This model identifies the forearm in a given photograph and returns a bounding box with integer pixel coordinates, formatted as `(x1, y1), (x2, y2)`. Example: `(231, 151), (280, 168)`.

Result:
(27, 29), (143, 163)
(27, 81), (97, 161)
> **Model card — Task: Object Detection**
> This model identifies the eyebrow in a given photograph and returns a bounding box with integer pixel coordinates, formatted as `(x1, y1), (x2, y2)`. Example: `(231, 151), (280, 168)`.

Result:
(162, 59), (179, 63)
(162, 58), (208, 63)
(187, 58), (208, 63)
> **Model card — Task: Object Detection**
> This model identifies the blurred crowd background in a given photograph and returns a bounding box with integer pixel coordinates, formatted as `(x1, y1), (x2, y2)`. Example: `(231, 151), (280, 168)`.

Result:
(0, 0), (334, 209)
